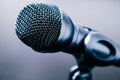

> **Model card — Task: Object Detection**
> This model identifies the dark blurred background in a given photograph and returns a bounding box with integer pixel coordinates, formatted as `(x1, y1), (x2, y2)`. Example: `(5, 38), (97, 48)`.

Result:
(0, 0), (120, 80)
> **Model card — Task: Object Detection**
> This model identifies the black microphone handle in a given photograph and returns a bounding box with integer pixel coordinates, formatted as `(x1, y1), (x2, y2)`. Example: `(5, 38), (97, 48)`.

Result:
(42, 12), (120, 67)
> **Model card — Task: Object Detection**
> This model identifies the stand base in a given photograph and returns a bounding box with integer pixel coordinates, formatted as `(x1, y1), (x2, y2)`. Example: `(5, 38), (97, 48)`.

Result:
(69, 65), (92, 80)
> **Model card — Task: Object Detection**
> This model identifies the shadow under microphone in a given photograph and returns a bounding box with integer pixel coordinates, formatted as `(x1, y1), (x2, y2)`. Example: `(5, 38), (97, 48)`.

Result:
(15, 3), (120, 68)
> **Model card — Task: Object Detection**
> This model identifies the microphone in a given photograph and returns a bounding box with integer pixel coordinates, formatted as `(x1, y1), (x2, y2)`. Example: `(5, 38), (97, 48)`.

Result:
(15, 3), (120, 67)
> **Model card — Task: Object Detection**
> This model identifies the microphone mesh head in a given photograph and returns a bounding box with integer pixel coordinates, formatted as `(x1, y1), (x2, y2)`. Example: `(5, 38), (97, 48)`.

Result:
(15, 3), (61, 51)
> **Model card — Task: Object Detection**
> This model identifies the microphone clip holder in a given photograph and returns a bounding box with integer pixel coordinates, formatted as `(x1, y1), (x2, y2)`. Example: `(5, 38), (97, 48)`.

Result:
(69, 28), (120, 80)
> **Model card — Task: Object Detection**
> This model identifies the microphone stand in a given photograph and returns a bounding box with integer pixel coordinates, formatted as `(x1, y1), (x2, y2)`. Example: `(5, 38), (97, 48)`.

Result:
(69, 65), (92, 80)
(69, 54), (93, 80)
(69, 28), (120, 80)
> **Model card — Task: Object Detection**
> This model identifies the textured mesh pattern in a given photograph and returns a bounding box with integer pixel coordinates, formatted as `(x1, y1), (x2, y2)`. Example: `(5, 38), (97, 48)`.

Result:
(15, 3), (61, 51)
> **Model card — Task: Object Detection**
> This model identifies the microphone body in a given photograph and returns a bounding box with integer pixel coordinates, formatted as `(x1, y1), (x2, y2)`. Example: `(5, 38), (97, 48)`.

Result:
(42, 12), (89, 54)
(15, 3), (120, 67)
(56, 12), (120, 67)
